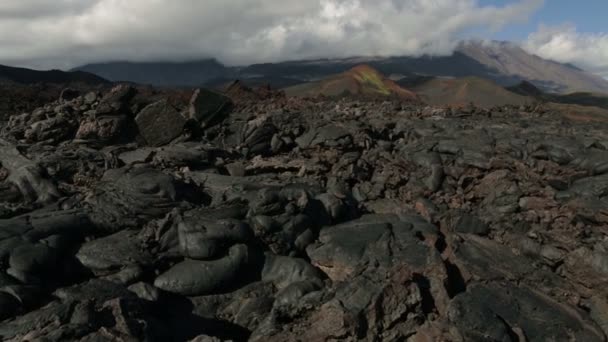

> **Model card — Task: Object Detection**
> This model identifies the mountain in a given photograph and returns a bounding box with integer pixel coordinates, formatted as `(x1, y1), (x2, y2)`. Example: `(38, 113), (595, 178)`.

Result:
(412, 76), (532, 108)
(0, 64), (108, 85)
(72, 41), (608, 94)
(458, 41), (608, 94)
(284, 65), (418, 100)
(75, 59), (230, 87)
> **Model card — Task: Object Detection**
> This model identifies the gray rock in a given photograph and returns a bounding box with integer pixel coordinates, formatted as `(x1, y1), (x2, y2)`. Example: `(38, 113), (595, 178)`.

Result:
(83, 92), (98, 105)
(152, 143), (210, 168)
(295, 125), (351, 149)
(559, 173), (608, 199)
(449, 283), (605, 342)
(454, 213), (489, 236)
(135, 99), (187, 147)
(154, 244), (253, 296)
(307, 214), (441, 282)
(177, 211), (252, 260)
(188, 88), (231, 127)
(128, 282), (161, 302)
(86, 167), (184, 232)
(8, 243), (58, 282)
(261, 254), (324, 289)
(95, 84), (136, 115)
(76, 230), (152, 274)
(0, 139), (60, 204)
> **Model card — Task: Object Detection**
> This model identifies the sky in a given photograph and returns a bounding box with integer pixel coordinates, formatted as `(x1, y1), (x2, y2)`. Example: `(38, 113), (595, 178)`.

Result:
(0, 0), (606, 78)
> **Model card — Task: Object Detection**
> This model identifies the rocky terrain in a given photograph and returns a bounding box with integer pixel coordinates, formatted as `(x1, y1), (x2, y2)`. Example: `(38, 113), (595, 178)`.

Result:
(1, 82), (608, 342)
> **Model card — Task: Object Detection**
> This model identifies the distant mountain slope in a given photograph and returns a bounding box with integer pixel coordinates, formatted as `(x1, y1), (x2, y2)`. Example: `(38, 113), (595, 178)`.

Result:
(284, 65), (418, 100)
(412, 76), (532, 108)
(246, 44), (608, 94)
(75, 59), (230, 87)
(204, 76), (304, 90)
(0, 64), (108, 85)
(508, 81), (608, 111)
(458, 41), (608, 94)
(72, 41), (608, 94)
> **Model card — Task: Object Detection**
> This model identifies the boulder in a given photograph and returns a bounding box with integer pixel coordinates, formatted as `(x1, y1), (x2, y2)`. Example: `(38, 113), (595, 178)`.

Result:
(154, 244), (255, 296)
(95, 85), (137, 116)
(187, 88), (231, 127)
(177, 211), (252, 260)
(76, 230), (153, 274)
(135, 99), (187, 147)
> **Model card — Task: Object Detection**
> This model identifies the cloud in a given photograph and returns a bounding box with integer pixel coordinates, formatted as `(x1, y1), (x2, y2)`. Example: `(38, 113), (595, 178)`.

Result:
(0, 0), (544, 70)
(524, 24), (608, 78)
(0, 0), (98, 19)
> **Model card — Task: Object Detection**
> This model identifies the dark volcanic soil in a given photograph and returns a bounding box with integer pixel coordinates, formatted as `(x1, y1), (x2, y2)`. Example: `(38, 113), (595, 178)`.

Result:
(1, 84), (608, 341)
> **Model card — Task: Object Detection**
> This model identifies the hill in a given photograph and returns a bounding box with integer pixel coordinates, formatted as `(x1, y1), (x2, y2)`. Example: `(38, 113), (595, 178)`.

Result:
(284, 65), (418, 100)
(0, 64), (108, 85)
(75, 59), (230, 87)
(411, 76), (532, 108)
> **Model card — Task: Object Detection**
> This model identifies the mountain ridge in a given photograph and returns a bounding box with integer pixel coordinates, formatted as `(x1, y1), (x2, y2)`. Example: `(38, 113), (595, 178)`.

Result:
(73, 40), (608, 94)
(0, 64), (108, 85)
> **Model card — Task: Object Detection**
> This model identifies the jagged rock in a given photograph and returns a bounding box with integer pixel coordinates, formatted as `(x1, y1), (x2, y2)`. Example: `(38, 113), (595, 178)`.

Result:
(448, 283), (605, 341)
(152, 143), (211, 168)
(571, 149), (608, 175)
(452, 212), (489, 236)
(295, 124), (351, 149)
(261, 254), (325, 290)
(24, 116), (78, 143)
(95, 85), (137, 116)
(75, 114), (131, 142)
(241, 121), (278, 156)
(0, 139), (60, 203)
(559, 173), (608, 199)
(188, 88), (231, 127)
(127, 282), (161, 302)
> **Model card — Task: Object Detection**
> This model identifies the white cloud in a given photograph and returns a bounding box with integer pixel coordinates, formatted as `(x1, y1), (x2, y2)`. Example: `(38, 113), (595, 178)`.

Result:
(0, 0), (544, 70)
(524, 24), (608, 78)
